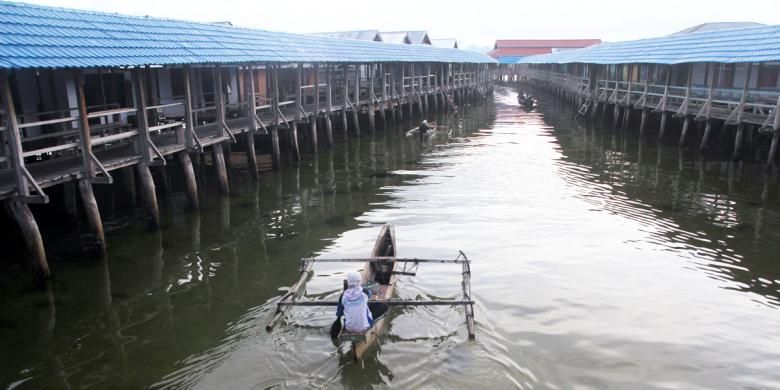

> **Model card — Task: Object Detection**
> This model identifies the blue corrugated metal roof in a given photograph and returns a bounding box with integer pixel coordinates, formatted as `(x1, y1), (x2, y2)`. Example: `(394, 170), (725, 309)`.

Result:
(517, 25), (780, 65)
(0, 1), (496, 69)
(497, 56), (524, 64)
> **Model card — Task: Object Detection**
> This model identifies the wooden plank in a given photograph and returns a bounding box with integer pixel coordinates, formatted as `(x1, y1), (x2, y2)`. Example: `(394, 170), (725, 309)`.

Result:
(16, 116), (78, 129)
(87, 107), (137, 119)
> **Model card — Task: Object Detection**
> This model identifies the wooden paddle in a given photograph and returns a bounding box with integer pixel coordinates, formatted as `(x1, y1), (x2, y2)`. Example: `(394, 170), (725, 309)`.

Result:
(330, 280), (348, 338)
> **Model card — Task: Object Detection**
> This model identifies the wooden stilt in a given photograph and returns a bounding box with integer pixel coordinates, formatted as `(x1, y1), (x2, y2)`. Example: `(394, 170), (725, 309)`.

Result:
(353, 64), (361, 136)
(4, 199), (49, 277)
(679, 116), (690, 147)
(767, 130), (780, 168)
(291, 121), (301, 161)
(312, 64), (320, 150)
(177, 151), (199, 210)
(271, 64), (282, 169)
(659, 112), (668, 139)
(77, 178), (105, 253)
(135, 163), (160, 230)
(325, 115), (334, 148)
(325, 66), (335, 147)
(245, 132), (258, 179)
(212, 143), (229, 194)
(342, 66), (349, 135)
(368, 63), (376, 132)
(700, 120), (712, 151)
(639, 108), (647, 135)
(379, 63), (387, 125)
(733, 124), (744, 160)
(63, 181), (78, 220)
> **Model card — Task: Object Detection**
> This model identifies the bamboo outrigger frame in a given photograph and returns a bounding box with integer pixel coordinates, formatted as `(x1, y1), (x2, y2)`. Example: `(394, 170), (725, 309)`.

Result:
(265, 245), (476, 344)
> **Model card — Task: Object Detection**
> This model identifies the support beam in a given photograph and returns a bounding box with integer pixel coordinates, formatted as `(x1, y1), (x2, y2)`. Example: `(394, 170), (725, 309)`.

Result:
(77, 178), (105, 253)
(177, 151), (199, 210)
(4, 199), (49, 277)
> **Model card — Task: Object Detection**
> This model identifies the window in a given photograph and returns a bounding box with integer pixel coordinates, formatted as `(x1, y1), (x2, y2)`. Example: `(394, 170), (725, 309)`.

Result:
(757, 63), (779, 88)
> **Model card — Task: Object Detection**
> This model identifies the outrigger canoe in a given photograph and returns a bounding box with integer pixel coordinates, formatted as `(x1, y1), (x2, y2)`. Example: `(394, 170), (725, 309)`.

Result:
(265, 225), (475, 361)
(338, 225), (397, 359)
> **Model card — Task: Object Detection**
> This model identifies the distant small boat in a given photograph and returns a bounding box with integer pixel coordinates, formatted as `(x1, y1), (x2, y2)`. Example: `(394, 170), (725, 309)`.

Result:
(518, 94), (536, 108)
(405, 123), (437, 139)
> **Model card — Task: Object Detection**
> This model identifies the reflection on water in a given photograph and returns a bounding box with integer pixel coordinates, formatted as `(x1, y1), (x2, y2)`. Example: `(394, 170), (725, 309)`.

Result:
(2, 88), (780, 389)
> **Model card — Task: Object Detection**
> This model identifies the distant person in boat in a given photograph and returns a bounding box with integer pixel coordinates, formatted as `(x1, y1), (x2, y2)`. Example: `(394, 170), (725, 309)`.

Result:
(418, 120), (430, 140)
(338, 272), (373, 332)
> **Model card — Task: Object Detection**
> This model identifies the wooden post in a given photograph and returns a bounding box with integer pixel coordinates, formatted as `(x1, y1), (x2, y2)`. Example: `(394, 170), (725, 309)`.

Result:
(133, 69), (152, 163)
(342, 65), (349, 135)
(353, 64), (361, 136)
(183, 66), (195, 151)
(425, 63), (432, 113)
(290, 121), (301, 161)
(177, 151), (199, 210)
(368, 63), (376, 132)
(135, 163), (159, 230)
(244, 66), (259, 179)
(379, 63), (387, 125)
(408, 64), (415, 117)
(416, 64), (424, 116)
(325, 65), (334, 147)
(679, 116), (691, 147)
(4, 199), (49, 277)
(312, 63), (320, 149)
(389, 64), (398, 121)
(0, 70), (30, 198)
(765, 96), (780, 167)
(399, 64), (405, 122)
(658, 66), (671, 139)
(74, 71), (94, 178)
(699, 63), (716, 151)
(733, 63), (753, 160)
(212, 143), (229, 194)
(271, 64), (281, 169)
(77, 178), (105, 252)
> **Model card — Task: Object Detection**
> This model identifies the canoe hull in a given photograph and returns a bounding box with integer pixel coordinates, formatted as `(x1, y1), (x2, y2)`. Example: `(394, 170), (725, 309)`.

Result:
(343, 225), (397, 360)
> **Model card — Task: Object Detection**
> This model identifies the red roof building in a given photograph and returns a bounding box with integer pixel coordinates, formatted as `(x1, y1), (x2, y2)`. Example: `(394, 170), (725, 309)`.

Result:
(489, 39), (601, 61)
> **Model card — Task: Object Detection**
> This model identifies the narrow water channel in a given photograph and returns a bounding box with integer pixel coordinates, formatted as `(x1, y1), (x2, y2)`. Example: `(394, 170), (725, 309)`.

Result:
(1, 87), (779, 389)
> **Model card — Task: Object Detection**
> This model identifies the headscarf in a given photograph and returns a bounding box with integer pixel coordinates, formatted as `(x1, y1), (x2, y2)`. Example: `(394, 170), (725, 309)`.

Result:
(344, 271), (364, 300)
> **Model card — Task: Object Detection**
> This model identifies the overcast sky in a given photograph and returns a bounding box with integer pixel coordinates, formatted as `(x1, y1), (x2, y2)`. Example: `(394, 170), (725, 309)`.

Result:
(12, 0), (780, 52)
